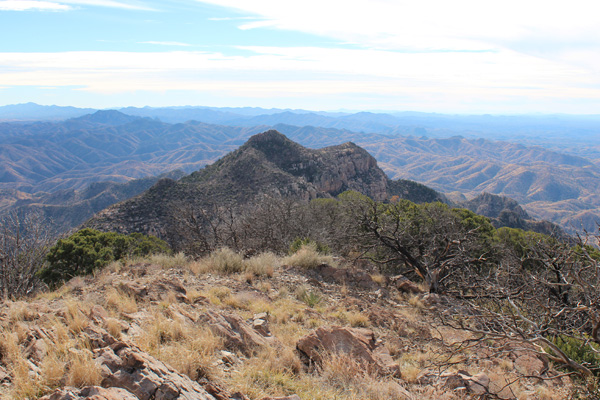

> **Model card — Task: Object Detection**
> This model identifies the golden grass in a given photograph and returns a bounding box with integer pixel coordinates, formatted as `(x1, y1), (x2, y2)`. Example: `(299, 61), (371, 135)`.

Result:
(244, 252), (279, 277)
(65, 300), (90, 334)
(66, 348), (102, 387)
(105, 287), (138, 314)
(148, 252), (188, 269)
(282, 244), (337, 269)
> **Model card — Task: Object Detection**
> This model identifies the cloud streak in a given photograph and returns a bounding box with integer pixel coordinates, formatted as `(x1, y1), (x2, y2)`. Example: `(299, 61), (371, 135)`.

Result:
(1, 48), (598, 112)
(0, 0), (155, 11)
(0, 1), (70, 11)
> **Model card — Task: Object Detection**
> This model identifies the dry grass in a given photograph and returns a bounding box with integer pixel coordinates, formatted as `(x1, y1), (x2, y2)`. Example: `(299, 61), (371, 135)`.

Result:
(244, 252), (279, 277)
(134, 309), (223, 382)
(66, 348), (102, 387)
(65, 300), (90, 334)
(148, 252), (188, 269)
(282, 244), (337, 269)
(105, 287), (138, 314)
(205, 248), (245, 274)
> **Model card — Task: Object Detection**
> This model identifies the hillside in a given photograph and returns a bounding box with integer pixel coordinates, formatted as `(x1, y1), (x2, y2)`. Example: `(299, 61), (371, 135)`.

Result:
(87, 130), (438, 245)
(1, 110), (598, 233)
(0, 250), (577, 399)
(2, 171), (185, 233)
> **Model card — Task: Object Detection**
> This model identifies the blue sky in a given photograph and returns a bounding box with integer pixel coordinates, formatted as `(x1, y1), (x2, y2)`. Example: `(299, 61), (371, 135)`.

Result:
(1, 0), (600, 113)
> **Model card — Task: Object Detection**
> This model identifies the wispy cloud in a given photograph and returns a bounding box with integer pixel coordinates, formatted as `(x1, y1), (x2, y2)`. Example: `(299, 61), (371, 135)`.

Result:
(0, 1), (71, 11)
(0, 0), (155, 11)
(139, 41), (192, 47)
(59, 0), (155, 11)
(1, 48), (598, 112)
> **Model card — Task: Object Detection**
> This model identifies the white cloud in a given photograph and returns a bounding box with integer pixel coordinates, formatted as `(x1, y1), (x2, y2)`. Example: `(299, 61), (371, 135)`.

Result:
(59, 0), (154, 11)
(1, 48), (599, 113)
(0, 1), (70, 11)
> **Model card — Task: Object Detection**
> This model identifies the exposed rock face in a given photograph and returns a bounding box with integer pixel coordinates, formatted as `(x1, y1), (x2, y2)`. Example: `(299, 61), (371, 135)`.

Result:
(86, 130), (395, 243)
(296, 326), (400, 377)
(96, 342), (216, 400)
(39, 386), (141, 400)
(199, 310), (274, 355)
(462, 192), (565, 236)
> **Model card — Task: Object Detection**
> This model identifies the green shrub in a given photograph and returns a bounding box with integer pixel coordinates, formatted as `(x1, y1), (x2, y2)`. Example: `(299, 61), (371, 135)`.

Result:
(551, 335), (600, 376)
(39, 229), (170, 286)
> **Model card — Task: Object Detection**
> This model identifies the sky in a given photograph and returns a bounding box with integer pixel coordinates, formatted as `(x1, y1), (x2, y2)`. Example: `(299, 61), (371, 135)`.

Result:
(1, 0), (600, 113)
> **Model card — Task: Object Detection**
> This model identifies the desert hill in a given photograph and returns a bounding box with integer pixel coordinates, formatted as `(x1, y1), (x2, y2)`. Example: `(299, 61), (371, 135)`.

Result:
(1, 110), (598, 233)
(87, 130), (447, 244)
(0, 248), (576, 399)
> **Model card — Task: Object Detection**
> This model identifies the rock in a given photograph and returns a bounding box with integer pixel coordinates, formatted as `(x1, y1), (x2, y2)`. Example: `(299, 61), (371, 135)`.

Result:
(252, 318), (270, 337)
(90, 305), (110, 323)
(314, 264), (379, 290)
(38, 386), (140, 400)
(514, 353), (548, 376)
(198, 379), (250, 400)
(391, 275), (423, 294)
(96, 342), (216, 400)
(468, 372), (491, 396)
(296, 326), (400, 377)
(118, 281), (148, 299)
(440, 370), (490, 396)
(199, 310), (272, 355)
(151, 278), (188, 303)
(83, 325), (117, 349)
(220, 350), (238, 366)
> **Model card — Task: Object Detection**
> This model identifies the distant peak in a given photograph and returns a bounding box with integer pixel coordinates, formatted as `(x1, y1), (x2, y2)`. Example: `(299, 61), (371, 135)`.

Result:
(72, 109), (140, 125)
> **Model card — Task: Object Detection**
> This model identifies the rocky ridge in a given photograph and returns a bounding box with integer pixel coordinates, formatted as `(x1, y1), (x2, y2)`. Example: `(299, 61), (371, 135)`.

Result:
(86, 131), (439, 242)
(0, 251), (575, 399)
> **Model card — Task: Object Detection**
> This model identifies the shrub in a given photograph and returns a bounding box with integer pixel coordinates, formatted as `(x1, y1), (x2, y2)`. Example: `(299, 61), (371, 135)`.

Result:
(39, 229), (170, 286)
(552, 335), (600, 376)
(207, 247), (244, 274)
(283, 244), (336, 269)
(289, 237), (330, 255)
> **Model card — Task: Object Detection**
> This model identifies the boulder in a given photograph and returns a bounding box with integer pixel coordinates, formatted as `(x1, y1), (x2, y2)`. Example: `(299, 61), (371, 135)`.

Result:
(199, 310), (273, 355)
(296, 326), (400, 377)
(420, 369), (490, 396)
(96, 342), (217, 400)
(38, 386), (140, 400)
(390, 275), (423, 294)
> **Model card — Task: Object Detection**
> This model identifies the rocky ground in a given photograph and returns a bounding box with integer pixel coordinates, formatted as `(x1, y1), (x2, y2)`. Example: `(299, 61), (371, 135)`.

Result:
(0, 249), (581, 399)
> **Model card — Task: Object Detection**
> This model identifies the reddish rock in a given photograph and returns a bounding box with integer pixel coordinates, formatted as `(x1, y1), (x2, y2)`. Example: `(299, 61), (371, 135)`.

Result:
(199, 310), (273, 355)
(38, 386), (140, 400)
(391, 275), (423, 294)
(296, 326), (400, 377)
(96, 342), (216, 400)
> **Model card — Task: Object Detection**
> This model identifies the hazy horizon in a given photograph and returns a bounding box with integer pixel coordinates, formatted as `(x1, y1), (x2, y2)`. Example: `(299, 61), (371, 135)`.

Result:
(2, 1), (600, 114)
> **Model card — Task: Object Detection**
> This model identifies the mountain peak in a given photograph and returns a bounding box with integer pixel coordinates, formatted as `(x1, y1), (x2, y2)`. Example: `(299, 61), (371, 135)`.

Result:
(72, 110), (140, 126)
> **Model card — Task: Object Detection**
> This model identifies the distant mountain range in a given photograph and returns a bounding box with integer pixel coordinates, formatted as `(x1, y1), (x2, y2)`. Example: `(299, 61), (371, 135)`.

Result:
(1, 107), (598, 234)
(2, 103), (599, 156)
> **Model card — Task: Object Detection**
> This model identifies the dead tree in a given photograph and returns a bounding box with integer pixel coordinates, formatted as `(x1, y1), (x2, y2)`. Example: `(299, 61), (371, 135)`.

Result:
(0, 211), (55, 299)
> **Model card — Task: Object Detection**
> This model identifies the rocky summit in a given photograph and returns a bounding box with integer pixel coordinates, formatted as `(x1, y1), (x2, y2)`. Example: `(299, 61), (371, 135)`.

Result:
(86, 130), (441, 243)
(0, 249), (575, 400)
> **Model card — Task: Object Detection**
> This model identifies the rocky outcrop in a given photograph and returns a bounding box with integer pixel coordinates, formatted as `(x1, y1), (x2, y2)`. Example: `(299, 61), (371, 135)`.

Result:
(96, 342), (216, 400)
(199, 310), (274, 355)
(296, 326), (400, 377)
(86, 131), (397, 243)
(39, 386), (141, 400)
